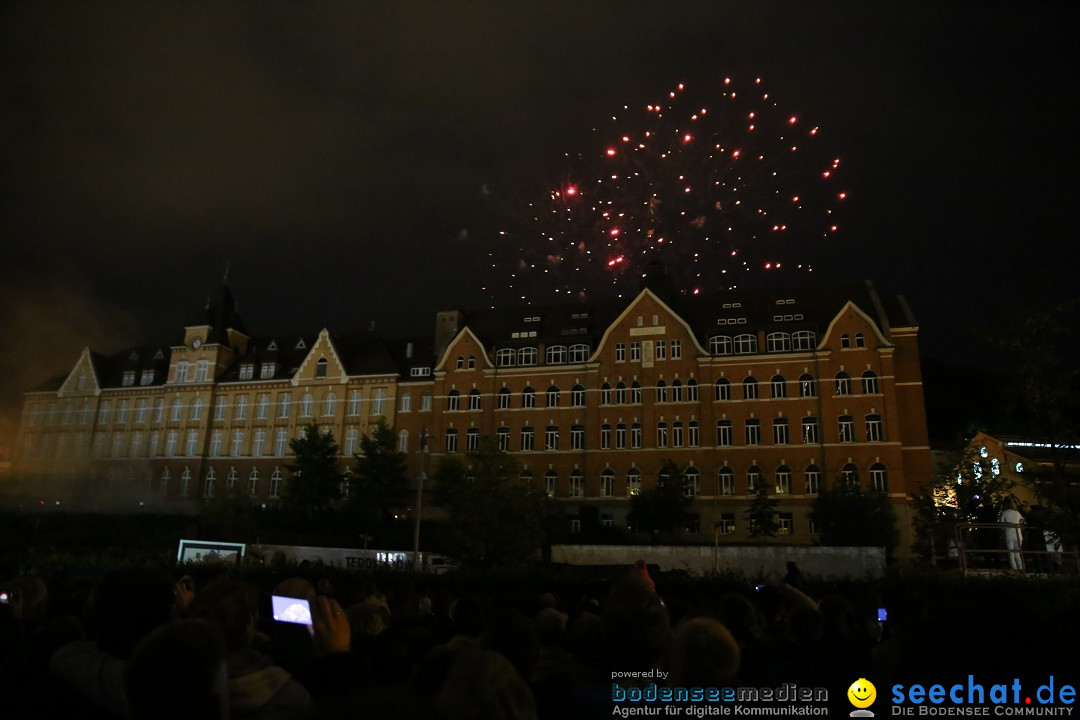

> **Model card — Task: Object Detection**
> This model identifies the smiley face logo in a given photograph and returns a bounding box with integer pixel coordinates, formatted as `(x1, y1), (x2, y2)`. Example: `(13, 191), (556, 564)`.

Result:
(847, 678), (877, 709)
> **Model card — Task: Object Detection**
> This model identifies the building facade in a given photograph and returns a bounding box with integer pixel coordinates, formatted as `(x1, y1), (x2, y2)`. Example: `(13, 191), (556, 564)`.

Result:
(12, 279), (932, 549)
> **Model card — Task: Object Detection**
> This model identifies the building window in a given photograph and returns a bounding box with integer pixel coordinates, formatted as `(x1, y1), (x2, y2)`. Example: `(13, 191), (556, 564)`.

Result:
(841, 333), (851, 349)
(466, 428), (481, 452)
(743, 377), (759, 400)
(802, 416), (820, 444)
(117, 401), (130, 424)
(778, 513), (794, 535)
(687, 420), (700, 447)
(569, 473), (583, 497)
(180, 468), (191, 497)
(716, 420), (733, 446)
(855, 332), (865, 348)
(799, 374), (817, 398)
(746, 466), (762, 494)
(239, 364), (254, 381)
(204, 469), (216, 498)
(718, 468), (735, 496)
(269, 469), (282, 499)
(444, 429), (458, 453)
(372, 389), (387, 416)
(615, 423), (627, 449)
(630, 422), (642, 449)
(616, 343), (626, 362)
(805, 465), (821, 495)
(835, 372), (851, 396)
(709, 335), (734, 355)
(734, 334), (758, 354)
(496, 426), (510, 452)
(547, 386), (560, 407)
(656, 380), (667, 403)
(315, 357), (328, 378)
(744, 419), (761, 445)
(122, 371), (135, 387)
(600, 424), (612, 449)
(275, 430), (287, 457)
(522, 387), (535, 408)
(572, 385), (586, 407)
(468, 355), (476, 369)
(235, 396), (249, 420)
(231, 430), (245, 456)
(344, 428), (358, 456)
(715, 378), (731, 401)
(717, 513), (736, 535)
(775, 465), (792, 495)
(275, 394), (289, 419)
(252, 430), (266, 457)
(840, 463), (860, 490)
(260, 363), (275, 379)
(421, 391), (433, 411)
(300, 394), (313, 417)
(176, 361), (189, 383)
(770, 375), (787, 398)
(539, 470), (554, 498)
(196, 360), (210, 382)
(684, 468), (700, 497)
(569, 517), (581, 534)
(671, 421), (684, 447)
(545, 425), (559, 450)
(323, 392), (337, 417)
(600, 383), (611, 405)
(447, 390), (460, 411)
(616, 382), (626, 404)
(838, 415), (856, 443)
(546, 345), (567, 365)
(569, 344), (590, 362)
(455, 355), (465, 371)
(862, 371), (880, 394)
(170, 399), (183, 422)
(492, 387), (508, 409)
(630, 341), (641, 361)
(468, 389), (482, 411)
(518, 347), (538, 366)
(793, 331), (816, 351)
(254, 394), (268, 420)
(656, 421), (668, 448)
(520, 426), (535, 451)
(599, 469), (615, 497)
(671, 340), (682, 359)
(865, 414), (884, 442)
(496, 348), (515, 366)
(570, 425), (585, 450)
(626, 468), (642, 496)
(630, 382), (642, 404)
(141, 369), (155, 386)
(671, 380), (682, 402)
(399, 392), (412, 413)
(767, 332), (791, 353)
(773, 418), (789, 445)
(870, 463), (888, 493)
(655, 340), (666, 360)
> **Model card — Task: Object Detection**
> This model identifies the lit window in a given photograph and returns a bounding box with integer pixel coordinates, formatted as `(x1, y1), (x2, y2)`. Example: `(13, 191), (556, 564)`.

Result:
(718, 468), (734, 496)
(626, 468), (642, 496)
(775, 466), (792, 495)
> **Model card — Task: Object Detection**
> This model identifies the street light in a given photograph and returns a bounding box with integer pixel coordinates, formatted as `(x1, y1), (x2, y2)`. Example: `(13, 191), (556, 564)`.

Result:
(412, 427), (429, 571)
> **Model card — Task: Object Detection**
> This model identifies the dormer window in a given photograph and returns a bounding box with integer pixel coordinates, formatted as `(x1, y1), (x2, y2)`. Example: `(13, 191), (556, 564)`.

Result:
(239, 364), (254, 381)
(140, 370), (155, 386)
(260, 363), (276, 379)
(122, 371), (136, 387)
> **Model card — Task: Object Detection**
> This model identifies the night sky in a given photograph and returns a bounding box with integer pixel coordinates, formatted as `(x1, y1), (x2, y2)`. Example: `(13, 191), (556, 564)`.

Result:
(2, 2), (1078, 452)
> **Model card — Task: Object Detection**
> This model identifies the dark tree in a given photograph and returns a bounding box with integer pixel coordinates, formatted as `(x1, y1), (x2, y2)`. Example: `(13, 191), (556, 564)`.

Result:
(283, 423), (343, 517)
(627, 460), (692, 537)
(350, 419), (409, 534)
(744, 475), (779, 542)
(431, 437), (550, 568)
(813, 480), (900, 557)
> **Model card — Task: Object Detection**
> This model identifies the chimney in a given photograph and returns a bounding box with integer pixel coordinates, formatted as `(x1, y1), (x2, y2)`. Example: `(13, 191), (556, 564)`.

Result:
(434, 310), (463, 360)
(406, 342), (414, 359)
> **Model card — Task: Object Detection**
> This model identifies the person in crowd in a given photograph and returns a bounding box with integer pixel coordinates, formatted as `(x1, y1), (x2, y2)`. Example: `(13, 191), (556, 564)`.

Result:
(998, 499), (1025, 571)
(124, 619), (229, 720)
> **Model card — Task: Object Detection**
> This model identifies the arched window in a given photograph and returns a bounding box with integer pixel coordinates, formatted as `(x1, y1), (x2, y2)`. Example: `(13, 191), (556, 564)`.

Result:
(865, 413), (883, 442)
(248, 468), (260, 497)
(743, 377), (758, 400)
(420, 391), (433, 411)
(546, 345), (567, 365)
(775, 465), (792, 495)
(572, 384), (586, 406)
(671, 379), (682, 402)
(686, 379), (699, 401)
(626, 468), (642, 496)
(770, 375), (787, 398)
(855, 332), (865, 348)
(834, 372), (851, 396)
(840, 463), (860, 490)
(841, 333), (851, 349)
(870, 463), (888, 493)
(399, 392), (412, 412)
(861, 370), (880, 394)
(656, 380), (667, 403)
(518, 347), (538, 366)
(714, 378), (731, 401)
(300, 393), (313, 417)
(456, 355), (464, 370)
(468, 355), (476, 369)
(709, 335), (734, 355)
(684, 467), (700, 497)
(599, 469), (615, 497)
(804, 465), (821, 495)
(496, 348), (515, 366)
(799, 374), (817, 397)
(656, 421), (668, 447)
(734, 334), (758, 354)
(546, 385), (560, 407)
(600, 383), (611, 405)
(792, 331), (817, 351)
(546, 469), (559, 498)
(616, 382), (626, 404)
(569, 344), (590, 363)
(630, 381), (642, 404)
(568, 470), (583, 497)
(398, 430), (409, 453)
(316, 357), (328, 378)
(204, 468), (216, 498)
(767, 332), (791, 353)
(717, 467), (735, 496)
(746, 465), (763, 493)
(447, 390), (460, 411)
(468, 389), (482, 410)
(522, 386), (535, 408)
(497, 387), (511, 409)
(323, 392), (337, 416)
(170, 399), (183, 422)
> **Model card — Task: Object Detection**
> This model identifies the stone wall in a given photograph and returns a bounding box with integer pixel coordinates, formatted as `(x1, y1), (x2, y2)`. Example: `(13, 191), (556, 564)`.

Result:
(551, 544), (885, 579)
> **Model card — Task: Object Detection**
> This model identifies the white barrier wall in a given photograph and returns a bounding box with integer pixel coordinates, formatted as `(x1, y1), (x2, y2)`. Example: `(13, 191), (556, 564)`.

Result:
(551, 544), (885, 579)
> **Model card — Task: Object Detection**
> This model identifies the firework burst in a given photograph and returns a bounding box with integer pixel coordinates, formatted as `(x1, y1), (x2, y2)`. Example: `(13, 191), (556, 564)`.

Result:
(504, 78), (846, 300)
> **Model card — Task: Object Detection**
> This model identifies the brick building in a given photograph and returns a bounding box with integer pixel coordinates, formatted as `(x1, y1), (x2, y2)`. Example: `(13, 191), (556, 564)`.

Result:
(12, 278), (931, 549)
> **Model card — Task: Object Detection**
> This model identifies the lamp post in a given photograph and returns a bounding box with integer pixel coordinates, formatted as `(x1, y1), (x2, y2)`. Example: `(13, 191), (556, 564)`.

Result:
(412, 427), (429, 571)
